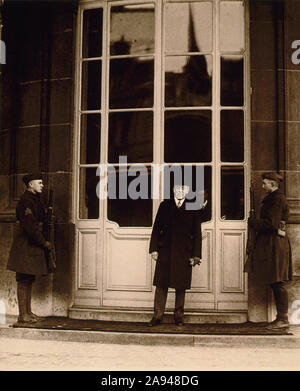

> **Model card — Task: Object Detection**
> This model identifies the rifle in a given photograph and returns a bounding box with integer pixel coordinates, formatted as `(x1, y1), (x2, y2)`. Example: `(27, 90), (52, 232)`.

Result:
(245, 183), (256, 270)
(45, 187), (57, 273)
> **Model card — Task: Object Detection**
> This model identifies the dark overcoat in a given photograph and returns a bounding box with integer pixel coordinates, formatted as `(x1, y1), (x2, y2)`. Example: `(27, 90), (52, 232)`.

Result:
(149, 199), (202, 290)
(7, 190), (49, 275)
(244, 189), (293, 285)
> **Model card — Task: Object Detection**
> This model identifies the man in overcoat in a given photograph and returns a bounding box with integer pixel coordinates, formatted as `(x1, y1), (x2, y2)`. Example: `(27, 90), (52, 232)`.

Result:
(244, 172), (292, 329)
(7, 173), (53, 324)
(148, 184), (204, 326)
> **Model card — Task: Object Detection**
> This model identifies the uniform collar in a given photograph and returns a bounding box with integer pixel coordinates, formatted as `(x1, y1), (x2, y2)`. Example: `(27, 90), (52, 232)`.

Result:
(25, 190), (41, 199)
(263, 188), (281, 202)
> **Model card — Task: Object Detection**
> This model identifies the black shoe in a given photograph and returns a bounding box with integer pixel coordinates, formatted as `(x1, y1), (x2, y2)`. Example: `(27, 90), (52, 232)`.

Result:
(29, 313), (44, 322)
(266, 319), (289, 330)
(175, 318), (184, 326)
(148, 317), (162, 327)
(17, 314), (38, 324)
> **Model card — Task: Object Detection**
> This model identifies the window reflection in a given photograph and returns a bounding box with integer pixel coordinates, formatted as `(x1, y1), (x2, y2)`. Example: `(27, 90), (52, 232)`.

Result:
(79, 167), (99, 219)
(81, 60), (102, 110)
(164, 111), (211, 163)
(221, 110), (244, 162)
(108, 112), (153, 163)
(82, 8), (103, 58)
(109, 57), (154, 109)
(221, 56), (244, 106)
(221, 166), (244, 220)
(165, 55), (212, 107)
(165, 2), (212, 53)
(80, 114), (101, 164)
(110, 4), (155, 56)
(107, 166), (152, 227)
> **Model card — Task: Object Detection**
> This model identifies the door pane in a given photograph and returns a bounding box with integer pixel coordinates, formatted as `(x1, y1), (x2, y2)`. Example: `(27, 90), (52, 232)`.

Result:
(110, 4), (155, 56)
(79, 167), (99, 219)
(82, 8), (103, 58)
(164, 110), (211, 163)
(221, 110), (244, 162)
(165, 55), (212, 107)
(107, 166), (152, 227)
(221, 166), (244, 220)
(109, 57), (154, 109)
(221, 56), (244, 106)
(108, 112), (153, 163)
(81, 60), (102, 110)
(80, 114), (101, 164)
(165, 2), (212, 53)
(220, 1), (244, 52)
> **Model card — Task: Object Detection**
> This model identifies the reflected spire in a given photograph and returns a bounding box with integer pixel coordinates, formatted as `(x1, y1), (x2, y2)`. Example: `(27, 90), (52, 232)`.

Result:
(188, 3), (199, 52)
(184, 4), (211, 95)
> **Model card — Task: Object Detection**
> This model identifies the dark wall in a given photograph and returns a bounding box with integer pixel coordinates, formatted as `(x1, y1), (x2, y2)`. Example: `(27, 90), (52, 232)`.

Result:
(249, 0), (300, 321)
(0, 0), (77, 316)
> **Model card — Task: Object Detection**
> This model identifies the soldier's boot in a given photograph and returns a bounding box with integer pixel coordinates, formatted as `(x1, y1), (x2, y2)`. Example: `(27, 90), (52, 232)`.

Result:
(266, 314), (289, 330)
(26, 281), (43, 322)
(17, 281), (37, 323)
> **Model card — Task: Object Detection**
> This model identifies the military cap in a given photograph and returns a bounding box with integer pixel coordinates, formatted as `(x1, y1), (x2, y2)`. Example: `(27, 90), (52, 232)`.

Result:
(22, 173), (43, 186)
(262, 171), (283, 183)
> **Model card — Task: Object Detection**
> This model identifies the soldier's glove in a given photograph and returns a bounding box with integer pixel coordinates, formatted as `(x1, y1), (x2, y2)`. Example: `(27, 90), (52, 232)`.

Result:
(151, 251), (159, 261)
(192, 257), (201, 266)
(248, 215), (256, 227)
(50, 214), (56, 224)
(44, 241), (52, 251)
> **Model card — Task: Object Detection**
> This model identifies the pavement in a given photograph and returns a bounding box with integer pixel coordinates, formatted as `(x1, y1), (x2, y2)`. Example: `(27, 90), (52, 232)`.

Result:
(0, 317), (300, 371)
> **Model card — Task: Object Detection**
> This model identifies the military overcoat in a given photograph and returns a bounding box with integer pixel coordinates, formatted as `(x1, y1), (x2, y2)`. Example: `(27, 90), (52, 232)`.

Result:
(149, 199), (202, 290)
(244, 189), (292, 284)
(7, 190), (49, 275)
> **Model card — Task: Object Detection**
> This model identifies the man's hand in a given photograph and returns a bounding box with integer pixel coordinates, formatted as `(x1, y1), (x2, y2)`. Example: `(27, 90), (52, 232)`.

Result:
(192, 257), (201, 266)
(151, 251), (159, 261)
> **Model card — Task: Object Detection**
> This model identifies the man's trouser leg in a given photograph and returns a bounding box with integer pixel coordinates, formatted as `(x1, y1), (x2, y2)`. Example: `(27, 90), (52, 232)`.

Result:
(16, 273), (36, 323)
(270, 281), (289, 322)
(26, 278), (43, 320)
(154, 286), (168, 320)
(174, 289), (186, 322)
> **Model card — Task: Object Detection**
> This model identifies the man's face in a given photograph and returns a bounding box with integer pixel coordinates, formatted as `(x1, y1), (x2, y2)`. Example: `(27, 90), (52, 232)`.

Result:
(173, 185), (189, 200)
(29, 179), (44, 194)
(262, 179), (276, 193)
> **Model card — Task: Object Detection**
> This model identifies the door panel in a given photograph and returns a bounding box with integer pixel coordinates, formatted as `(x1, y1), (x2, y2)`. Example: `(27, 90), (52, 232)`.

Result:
(105, 228), (152, 291)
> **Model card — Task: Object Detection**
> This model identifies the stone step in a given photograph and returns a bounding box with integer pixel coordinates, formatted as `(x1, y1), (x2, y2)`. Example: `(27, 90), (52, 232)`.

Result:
(1, 323), (299, 348)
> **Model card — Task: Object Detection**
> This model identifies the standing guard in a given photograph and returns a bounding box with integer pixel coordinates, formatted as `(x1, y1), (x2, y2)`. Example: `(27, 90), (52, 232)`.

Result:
(244, 172), (293, 330)
(7, 173), (55, 324)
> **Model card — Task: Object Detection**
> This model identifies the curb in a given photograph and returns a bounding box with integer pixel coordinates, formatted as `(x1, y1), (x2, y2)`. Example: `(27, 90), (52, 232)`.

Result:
(1, 325), (300, 348)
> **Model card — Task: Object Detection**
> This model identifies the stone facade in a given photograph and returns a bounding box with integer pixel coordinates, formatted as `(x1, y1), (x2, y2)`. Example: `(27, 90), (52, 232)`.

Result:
(0, 0), (299, 322)
(0, 1), (76, 317)
(249, 0), (300, 321)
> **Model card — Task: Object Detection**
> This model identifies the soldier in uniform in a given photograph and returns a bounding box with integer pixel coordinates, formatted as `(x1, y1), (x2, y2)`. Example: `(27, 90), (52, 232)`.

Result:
(148, 184), (206, 327)
(7, 173), (53, 324)
(245, 172), (293, 330)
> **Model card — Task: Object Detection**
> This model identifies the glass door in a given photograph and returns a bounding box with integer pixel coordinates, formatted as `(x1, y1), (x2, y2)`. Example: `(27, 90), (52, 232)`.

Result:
(74, 0), (249, 314)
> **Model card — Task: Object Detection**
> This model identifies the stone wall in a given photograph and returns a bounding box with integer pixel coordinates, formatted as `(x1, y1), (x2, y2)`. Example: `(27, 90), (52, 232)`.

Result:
(0, 1), (77, 317)
(249, 0), (300, 322)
